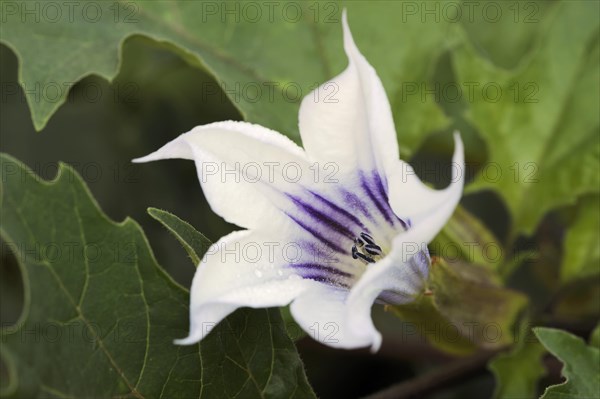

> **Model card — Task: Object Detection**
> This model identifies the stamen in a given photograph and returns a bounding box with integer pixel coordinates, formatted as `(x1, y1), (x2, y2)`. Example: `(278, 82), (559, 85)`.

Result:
(352, 248), (375, 264)
(352, 232), (384, 264)
(364, 244), (382, 256)
(360, 232), (375, 245)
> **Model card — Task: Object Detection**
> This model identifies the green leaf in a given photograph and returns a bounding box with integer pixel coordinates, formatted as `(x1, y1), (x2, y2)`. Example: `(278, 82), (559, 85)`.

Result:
(561, 195), (600, 283)
(392, 259), (528, 354)
(489, 324), (546, 399)
(458, 1), (553, 70)
(147, 207), (212, 266)
(534, 327), (600, 399)
(0, 154), (315, 398)
(591, 323), (600, 350)
(0, 1), (451, 152)
(454, 1), (600, 235)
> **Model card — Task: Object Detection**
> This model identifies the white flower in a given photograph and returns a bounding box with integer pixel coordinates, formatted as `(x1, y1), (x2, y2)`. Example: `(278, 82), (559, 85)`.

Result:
(133, 11), (464, 352)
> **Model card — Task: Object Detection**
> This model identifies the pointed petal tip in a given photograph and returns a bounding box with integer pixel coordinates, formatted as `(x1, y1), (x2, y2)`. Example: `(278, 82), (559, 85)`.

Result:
(452, 130), (463, 146)
(131, 154), (152, 164)
(370, 333), (382, 353)
(451, 130), (465, 164)
(131, 150), (166, 164)
(173, 333), (201, 346)
(131, 144), (180, 164)
(341, 8), (356, 54)
(369, 330), (382, 354)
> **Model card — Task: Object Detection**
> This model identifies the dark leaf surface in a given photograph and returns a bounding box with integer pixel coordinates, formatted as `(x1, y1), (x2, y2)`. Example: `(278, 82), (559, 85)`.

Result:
(0, 154), (315, 399)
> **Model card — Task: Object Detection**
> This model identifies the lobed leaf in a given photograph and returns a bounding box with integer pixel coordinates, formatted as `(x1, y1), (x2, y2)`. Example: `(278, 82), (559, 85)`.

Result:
(489, 322), (546, 399)
(0, 154), (315, 398)
(534, 327), (600, 399)
(0, 1), (451, 153)
(454, 1), (600, 235)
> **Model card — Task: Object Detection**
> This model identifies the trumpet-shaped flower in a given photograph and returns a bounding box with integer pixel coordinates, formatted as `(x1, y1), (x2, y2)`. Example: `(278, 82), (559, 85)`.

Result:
(134, 11), (464, 351)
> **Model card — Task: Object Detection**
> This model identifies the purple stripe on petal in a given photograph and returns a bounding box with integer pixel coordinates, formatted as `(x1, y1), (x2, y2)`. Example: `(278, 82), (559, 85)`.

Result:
(372, 172), (411, 229)
(308, 191), (366, 229)
(373, 172), (410, 230)
(360, 172), (395, 225)
(372, 171), (389, 200)
(302, 274), (350, 289)
(343, 190), (372, 219)
(286, 213), (347, 255)
(300, 241), (340, 264)
(292, 262), (354, 278)
(409, 248), (431, 280)
(363, 171), (410, 229)
(287, 194), (355, 239)
(398, 218), (409, 230)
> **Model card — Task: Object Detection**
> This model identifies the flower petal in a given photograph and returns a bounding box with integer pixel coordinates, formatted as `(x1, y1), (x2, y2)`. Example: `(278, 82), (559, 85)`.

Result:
(388, 132), (465, 226)
(298, 10), (399, 179)
(290, 285), (374, 349)
(175, 230), (317, 345)
(346, 181), (461, 352)
(133, 120), (311, 230)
